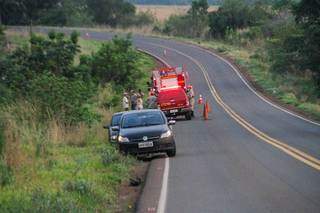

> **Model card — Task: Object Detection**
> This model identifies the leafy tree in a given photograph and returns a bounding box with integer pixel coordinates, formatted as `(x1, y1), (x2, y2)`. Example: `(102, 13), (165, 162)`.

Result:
(209, 0), (272, 38)
(0, 0), (24, 25)
(163, 15), (194, 37)
(0, 0), (59, 31)
(163, 0), (209, 38)
(87, 0), (136, 27)
(188, 0), (209, 37)
(28, 72), (97, 123)
(38, 0), (93, 26)
(83, 35), (144, 90)
(0, 31), (80, 94)
(127, 0), (221, 4)
(0, 26), (5, 51)
(293, 0), (320, 88)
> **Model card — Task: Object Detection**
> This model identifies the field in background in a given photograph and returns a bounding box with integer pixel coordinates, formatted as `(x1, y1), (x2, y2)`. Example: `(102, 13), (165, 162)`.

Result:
(136, 5), (218, 22)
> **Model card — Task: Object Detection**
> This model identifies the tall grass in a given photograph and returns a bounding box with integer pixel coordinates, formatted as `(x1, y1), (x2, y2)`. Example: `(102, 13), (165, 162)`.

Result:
(0, 87), (134, 211)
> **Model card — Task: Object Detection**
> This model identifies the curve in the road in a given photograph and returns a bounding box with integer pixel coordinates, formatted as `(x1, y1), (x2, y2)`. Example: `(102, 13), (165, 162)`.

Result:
(142, 41), (320, 171)
(11, 27), (319, 212)
(166, 40), (320, 127)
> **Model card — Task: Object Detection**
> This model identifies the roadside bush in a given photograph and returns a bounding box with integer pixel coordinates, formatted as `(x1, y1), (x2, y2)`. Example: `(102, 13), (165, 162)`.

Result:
(31, 188), (79, 213)
(0, 25), (6, 52)
(63, 179), (92, 195)
(266, 21), (304, 75)
(163, 15), (193, 37)
(101, 146), (120, 166)
(0, 161), (13, 187)
(120, 11), (155, 28)
(0, 119), (4, 155)
(87, 35), (144, 90)
(28, 72), (97, 123)
(208, 0), (273, 39)
(163, 0), (208, 38)
(0, 31), (80, 95)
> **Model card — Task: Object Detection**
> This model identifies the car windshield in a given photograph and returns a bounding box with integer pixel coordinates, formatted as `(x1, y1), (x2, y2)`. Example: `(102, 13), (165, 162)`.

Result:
(111, 114), (122, 126)
(122, 111), (165, 128)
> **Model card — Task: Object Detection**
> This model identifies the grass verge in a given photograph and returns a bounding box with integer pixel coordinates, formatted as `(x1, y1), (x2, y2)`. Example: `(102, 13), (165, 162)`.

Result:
(0, 31), (155, 212)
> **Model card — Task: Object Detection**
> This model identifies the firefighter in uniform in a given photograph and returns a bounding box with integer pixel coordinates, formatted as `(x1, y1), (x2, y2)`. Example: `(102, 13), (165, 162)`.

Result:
(187, 85), (195, 117)
(122, 92), (129, 111)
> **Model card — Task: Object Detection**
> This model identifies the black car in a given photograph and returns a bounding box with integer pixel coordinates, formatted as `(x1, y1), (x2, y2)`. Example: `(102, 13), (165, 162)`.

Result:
(104, 112), (123, 143)
(112, 109), (176, 157)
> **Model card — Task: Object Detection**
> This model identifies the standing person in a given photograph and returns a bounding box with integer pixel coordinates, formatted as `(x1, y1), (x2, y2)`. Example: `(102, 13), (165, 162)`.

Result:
(136, 95), (144, 110)
(138, 89), (144, 99)
(187, 85), (195, 116)
(130, 90), (137, 110)
(122, 92), (129, 111)
(147, 92), (158, 109)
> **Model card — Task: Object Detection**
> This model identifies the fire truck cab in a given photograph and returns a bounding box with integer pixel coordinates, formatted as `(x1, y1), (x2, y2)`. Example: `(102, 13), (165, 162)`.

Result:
(152, 66), (193, 120)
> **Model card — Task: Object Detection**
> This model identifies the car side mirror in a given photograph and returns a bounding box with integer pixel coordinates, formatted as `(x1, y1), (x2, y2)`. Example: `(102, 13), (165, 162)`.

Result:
(111, 126), (120, 131)
(103, 125), (109, 129)
(168, 120), (176, 125)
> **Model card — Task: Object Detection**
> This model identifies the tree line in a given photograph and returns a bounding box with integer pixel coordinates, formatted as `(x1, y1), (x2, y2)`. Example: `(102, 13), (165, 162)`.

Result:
(161, 0), (320, 95)
(127, 0), (221, 4)
(0, 29), (146, 123)
(0, 0), (154, 27)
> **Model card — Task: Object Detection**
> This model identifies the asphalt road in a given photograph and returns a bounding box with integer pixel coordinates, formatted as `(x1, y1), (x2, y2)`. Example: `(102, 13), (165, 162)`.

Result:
(132, 36), (320, 213)
(17, 27), (320, 212)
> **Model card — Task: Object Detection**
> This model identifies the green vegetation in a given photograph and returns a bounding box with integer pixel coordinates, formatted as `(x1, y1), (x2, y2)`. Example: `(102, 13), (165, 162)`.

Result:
(0, 28), (155, 211)
(128, 0), (220, 4)
(158, 0), (320, 120)
(0, 0), (155, 28)
(162, 0), (209, 38)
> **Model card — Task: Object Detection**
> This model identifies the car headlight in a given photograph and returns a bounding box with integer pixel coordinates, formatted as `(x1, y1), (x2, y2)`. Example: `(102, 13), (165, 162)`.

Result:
(161, 130), (172, 138)
(111, 135), (117, 140)
(118, 135), (129, 143)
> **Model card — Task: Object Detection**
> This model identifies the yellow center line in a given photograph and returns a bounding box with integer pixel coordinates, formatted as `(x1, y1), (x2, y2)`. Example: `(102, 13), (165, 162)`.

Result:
(143, 41), (320, 171)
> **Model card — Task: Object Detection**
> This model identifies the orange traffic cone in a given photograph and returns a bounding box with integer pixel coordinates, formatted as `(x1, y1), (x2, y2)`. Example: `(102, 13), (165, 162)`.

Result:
(206, 100), (211, 113)
(203, 101), (209, 120)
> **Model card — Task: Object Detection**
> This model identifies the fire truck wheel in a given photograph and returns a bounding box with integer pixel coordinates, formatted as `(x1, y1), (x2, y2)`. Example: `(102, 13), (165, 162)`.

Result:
(185, 112), (192, 120)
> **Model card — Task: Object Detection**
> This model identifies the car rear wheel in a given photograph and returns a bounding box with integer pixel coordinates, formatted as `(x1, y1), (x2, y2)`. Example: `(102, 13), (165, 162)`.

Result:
(185, 112), (192, 120)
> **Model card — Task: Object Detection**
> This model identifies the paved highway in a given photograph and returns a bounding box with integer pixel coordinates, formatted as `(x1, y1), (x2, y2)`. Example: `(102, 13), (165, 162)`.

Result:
(20, 27), (320, 212)
(134, 36), (320, 213)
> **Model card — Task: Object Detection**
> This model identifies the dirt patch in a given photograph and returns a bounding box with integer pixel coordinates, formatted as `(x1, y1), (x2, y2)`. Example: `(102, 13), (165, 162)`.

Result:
(116, 161), (149, 213)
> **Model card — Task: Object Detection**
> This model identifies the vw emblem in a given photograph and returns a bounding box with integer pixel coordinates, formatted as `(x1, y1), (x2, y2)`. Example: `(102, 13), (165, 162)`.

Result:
(143, 136), (148, 141)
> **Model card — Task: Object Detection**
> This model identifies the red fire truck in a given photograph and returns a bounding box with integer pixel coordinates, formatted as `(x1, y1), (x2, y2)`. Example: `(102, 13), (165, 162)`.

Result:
(152, 66), (193, 120)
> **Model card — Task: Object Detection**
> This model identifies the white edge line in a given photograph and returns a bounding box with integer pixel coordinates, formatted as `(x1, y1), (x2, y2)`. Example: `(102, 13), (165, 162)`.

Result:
(157, 157), (169, 213)
(137, 48), (171, 67)
(182, 42), (320, 127)
(137, 48), (170, 213)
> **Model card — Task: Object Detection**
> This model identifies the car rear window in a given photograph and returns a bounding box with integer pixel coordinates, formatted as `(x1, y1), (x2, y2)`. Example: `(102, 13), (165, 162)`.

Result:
(111, 114), (122, 126)
(122, 111), (165, 128)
